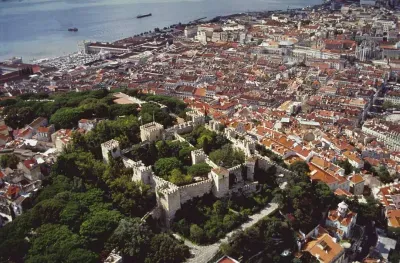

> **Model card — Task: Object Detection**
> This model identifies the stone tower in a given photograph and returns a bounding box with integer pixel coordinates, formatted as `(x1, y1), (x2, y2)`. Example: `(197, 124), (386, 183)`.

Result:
(101, 139), (121, 163)
(211, 167), (230, 198)
(186, 110), (205, 127)
(246, 157), (256, 181)
(191, 149), (207, 165)
(140, 122), (164, 142)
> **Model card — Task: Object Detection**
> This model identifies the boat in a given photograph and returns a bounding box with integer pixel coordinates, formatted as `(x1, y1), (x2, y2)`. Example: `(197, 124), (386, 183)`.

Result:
(68, 28), (78, 32)
(137, 13), (152, 19)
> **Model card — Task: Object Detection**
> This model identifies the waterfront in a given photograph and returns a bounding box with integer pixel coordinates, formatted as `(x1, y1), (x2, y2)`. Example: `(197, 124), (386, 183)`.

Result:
(0, 0), (321, 61)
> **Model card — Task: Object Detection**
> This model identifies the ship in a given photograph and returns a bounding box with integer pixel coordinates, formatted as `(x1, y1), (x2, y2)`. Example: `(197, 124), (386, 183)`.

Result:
(137, 13), (152, 19)
(68, 28), (78, 32)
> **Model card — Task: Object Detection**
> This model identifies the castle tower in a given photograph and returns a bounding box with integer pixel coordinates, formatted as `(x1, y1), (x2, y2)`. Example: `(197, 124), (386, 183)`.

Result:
(191, 149), (207, 165)
(246, 157), (256, 181)
(156, 183), (181, 226)
(210, 167), (229, 198)
(101, 139), (121, 163)
(140, 122), (164, 142)
(186, 110), (205, 127)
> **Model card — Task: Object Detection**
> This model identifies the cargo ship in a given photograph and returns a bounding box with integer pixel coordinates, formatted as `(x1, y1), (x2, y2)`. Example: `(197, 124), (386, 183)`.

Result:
(137, 13), (152, 19)
(68, 28), (78, 32)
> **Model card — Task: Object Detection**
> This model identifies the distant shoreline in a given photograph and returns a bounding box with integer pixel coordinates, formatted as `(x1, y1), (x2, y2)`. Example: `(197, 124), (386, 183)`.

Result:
(2, 0), (326, 63)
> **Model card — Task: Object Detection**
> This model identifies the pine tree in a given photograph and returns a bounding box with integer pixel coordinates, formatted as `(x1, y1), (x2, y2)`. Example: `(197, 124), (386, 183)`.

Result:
(202, 137), (211, 155)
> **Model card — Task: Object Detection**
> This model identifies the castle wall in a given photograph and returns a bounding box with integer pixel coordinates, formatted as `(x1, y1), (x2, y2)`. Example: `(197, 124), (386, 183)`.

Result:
(255, 154), (294, 177)
(152, 175), (181, 222)
(179, 179), (213, 204)
(211, 170), (230, 198)
(166, 121), (194, 135)
(228, 164), (243, 183)
(246, 159), (256, 181)
(230, 181), (259, 196)
(191, 149), (207, 165)
(158, 188), (181, 222)
(101, 139), (121, 163)
(241, 182), (259, 195)
(205, 158), (219, 168)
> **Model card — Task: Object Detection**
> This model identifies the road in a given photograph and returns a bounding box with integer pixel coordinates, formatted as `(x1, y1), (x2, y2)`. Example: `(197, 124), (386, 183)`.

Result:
(174, 202), (279, 263)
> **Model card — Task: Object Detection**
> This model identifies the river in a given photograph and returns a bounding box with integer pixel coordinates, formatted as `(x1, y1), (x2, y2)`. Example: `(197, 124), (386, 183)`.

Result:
(0, 0), (321, 61)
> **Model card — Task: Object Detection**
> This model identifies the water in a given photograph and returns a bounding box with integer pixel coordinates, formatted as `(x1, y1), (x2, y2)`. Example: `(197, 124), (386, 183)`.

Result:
(0, 0), (321, 61)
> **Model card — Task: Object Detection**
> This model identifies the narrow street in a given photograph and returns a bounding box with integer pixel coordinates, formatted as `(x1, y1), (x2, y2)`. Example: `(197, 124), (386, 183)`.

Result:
(174, 202), (279, 263)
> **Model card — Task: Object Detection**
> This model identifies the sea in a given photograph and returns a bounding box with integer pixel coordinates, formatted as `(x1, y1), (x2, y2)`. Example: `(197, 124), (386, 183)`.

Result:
(0, 0), (321, 62)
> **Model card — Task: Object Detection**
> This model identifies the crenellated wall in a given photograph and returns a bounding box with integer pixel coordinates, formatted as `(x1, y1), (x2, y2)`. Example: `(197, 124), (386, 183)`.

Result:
(191, 149), (207, 164)
(179, 179), (213, 204)
(228, 164), (243, 183)
(166, 121), (195, 136)
(255, 154), (295, 177)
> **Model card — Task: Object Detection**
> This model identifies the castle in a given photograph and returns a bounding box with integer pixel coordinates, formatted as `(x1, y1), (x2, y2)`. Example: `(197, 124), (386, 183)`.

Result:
(121, 145), (255, 225)
(101, 114), (292, 226)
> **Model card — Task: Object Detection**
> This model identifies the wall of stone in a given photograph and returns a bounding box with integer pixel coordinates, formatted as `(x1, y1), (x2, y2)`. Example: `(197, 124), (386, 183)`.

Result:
(241, 182), (259, 196)
(228, 164), (243, 183)
(211, 170), (230, 198)
(158, 188), (181, 222)
(166, 121), (194, 136)
(205, 157), (218, 168)
(256, 154), (295, 177)
(191, 149), (207, 165)
(179, 179), (213, 204)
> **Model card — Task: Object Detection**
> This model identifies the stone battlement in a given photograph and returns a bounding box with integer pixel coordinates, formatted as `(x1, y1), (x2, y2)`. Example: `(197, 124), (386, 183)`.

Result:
(153, 175), (179, 195)
(101, 139), (120, 150)
(178, 178), (213, 190)
(140, 121), (163, 130)
(228, 164), (243, 172)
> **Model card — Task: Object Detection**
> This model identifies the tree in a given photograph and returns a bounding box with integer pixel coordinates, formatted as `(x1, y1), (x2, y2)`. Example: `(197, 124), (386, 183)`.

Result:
(146, 233), (190, 263)
(157, 140), (170, 158)
(168, 169), (192, 186)
(25, 224), (97, 263)
(30, 199), (67, 227)
(109, 104), (139, 119)
(190, 224), (205, 244)
(179, 146), (195, 166)
(107, 218), (152, 262)
(148, 141), (158, 165)
(50, 107), (84, 129)
(314, 182), (335, 208)
(60, 202), (88, 232)
(187, 163), (211, 177)
(0, 154), (20, 169)
(79, 209), (122, 251)
(201, 136), (211, 154)
(5, 107), (34, 129)
(375, 165), (392, 183)
(109, 177), (155, 217)
(336, 159), (353, 175)
(154, 157), (182, 178)
(209, 144), (245, 168)
(289, 161), (310, 176)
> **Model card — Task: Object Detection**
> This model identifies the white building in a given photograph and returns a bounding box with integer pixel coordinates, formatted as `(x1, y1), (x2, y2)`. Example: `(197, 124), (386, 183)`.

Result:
(325, 201), (357, 240)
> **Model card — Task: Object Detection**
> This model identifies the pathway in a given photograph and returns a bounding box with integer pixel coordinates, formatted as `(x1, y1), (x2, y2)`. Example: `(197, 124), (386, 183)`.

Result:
(174, 202), (279, 263)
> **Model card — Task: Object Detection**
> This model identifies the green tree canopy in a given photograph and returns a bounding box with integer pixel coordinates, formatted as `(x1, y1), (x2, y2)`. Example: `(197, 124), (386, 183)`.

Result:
(289, 161), (310, 176)
(168, 169), (193, 186)
(0, 154), (20, 169)
(154, 157), (182, 178)
(107, 218), (153, 262)
(187, 163), (212, 177)
(26, 224), (97, 263)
